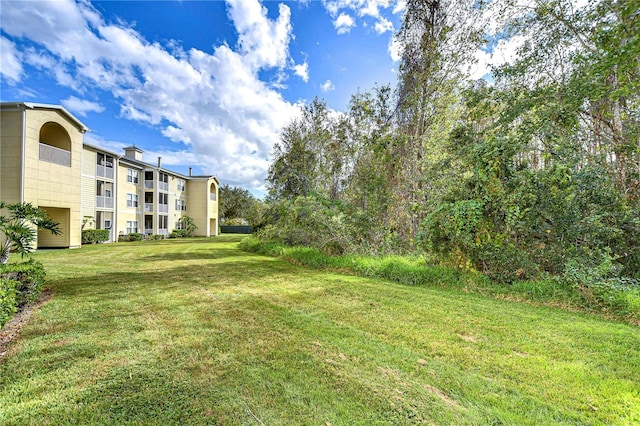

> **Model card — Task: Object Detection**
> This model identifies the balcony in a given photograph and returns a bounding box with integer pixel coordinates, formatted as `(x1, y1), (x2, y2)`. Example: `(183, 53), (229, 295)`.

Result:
(158, 181), (169, 191)
(210, 193), (217, 201)
(144, 203), (154, 213)
(144, 180), (154, 189)
(96, 164), (114, 179)
(39, 143), (71, 167)
(158, 204), (169, 213)
(158, 229), (169, 237)
(96, 196), (114, 209)
(144, 228), (154, 235)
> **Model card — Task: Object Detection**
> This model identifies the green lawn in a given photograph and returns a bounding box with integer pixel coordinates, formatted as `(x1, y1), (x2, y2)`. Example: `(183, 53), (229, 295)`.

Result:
(1, 236), (638, 425)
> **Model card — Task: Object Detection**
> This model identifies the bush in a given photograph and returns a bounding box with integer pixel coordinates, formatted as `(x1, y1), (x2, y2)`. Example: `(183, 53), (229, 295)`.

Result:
(82, 229), (110, 244)
(146, 234), (165, 240)
(119, 233), (143, 242)
(169, 229), (190, 238)
(222, 218), (247, 226)
(0, 278), (18, 328)
(0, 259), (46, 309)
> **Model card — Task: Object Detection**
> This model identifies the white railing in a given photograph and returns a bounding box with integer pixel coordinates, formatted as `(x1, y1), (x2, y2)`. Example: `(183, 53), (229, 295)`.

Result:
(144, 180), (154, 189)
(158, 229), (169, 237)
(96, 196), (114, 209)
(39, 143), (71, 167)
(210, 193), (217, 201)
(144, 228), (154, 235)
(96, 164), (114, 179)
(158, 181), (169, 191)
(144, 203), (154, 212)
(158, 204), (169, 213)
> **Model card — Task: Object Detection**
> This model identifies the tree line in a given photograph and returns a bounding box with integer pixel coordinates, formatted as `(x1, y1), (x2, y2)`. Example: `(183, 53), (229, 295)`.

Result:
(256, 0), (638, 285)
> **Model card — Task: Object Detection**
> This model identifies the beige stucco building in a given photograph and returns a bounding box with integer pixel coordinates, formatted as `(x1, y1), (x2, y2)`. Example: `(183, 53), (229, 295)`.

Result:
(1, 102), (219, 248)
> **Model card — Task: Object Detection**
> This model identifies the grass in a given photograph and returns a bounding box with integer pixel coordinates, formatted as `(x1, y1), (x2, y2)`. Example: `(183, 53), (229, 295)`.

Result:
(1, 235), (639, 425)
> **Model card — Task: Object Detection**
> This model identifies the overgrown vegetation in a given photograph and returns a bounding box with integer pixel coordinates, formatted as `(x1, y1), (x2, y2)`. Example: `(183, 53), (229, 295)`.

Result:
(240, 236), (640, 324)
(169, 215), (198, 238)
(2, 237), (638, 424)
(259, 0), (639, 299)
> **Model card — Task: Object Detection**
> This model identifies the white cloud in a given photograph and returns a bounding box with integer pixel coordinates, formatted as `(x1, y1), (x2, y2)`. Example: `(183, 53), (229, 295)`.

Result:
(334, 13), (355, 34)
(320, 80), (335, 92)
(0, 36), (24, 82)
(374, 17), (393, 34)
(293, 61), (309, 82)
(0, 0), (303, 191)
(61, 96), (105, 117)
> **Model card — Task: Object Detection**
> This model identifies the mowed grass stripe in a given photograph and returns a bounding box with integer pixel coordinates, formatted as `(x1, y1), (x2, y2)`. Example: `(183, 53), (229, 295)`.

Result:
(0, 236), (638, 425)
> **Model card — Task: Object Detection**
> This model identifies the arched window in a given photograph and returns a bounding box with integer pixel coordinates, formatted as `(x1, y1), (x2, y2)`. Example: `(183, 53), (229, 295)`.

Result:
(210, 182), (217, 201)
(40, 122), (71, 151)
(39, 122), (71, 166)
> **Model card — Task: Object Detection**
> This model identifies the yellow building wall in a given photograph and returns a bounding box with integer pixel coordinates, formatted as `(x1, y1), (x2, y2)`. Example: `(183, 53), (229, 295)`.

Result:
(186, 178), (218, 237)
(81, 147), (97, 226)
(0, 110), (24, 204)
(117, 163), (142, 235)
(23, 109), (84, 248)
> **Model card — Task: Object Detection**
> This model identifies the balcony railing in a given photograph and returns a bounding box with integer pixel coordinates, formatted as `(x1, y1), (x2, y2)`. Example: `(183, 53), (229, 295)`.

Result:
(158, 181), (169, 191)
(96, 196), (114, 209)
(144, 228), (154, 235)
(96, 164), (114, 179)
(158, 229), (169, 237)
(210, 193), (217, 201)
(39, 143), (71, 167)
(144, 180), (154, 189)
(144, 203), (154, 212)
(158, 204), (169, 213)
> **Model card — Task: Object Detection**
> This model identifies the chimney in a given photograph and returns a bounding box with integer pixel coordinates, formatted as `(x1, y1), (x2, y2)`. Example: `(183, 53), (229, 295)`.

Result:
(157, 156), (162, 168)
(189, 167), (192, 177)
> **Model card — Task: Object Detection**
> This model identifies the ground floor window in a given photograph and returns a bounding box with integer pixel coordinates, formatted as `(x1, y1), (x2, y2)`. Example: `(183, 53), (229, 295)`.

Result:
(126, 221), (138, 234)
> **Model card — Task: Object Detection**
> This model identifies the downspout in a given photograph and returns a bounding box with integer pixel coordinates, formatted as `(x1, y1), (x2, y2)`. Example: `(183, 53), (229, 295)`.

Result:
(20, 104), (26, 203)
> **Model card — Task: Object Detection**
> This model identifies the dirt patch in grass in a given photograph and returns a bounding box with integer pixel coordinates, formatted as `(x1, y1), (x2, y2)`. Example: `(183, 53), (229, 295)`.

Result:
(0, 288), (52, 360)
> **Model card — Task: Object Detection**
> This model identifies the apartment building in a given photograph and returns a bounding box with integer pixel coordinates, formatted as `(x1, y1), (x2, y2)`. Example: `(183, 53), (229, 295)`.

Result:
(1, 102), (219, 248)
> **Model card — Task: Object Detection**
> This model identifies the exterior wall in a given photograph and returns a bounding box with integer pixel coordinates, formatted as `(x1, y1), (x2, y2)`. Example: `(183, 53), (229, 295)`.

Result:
(23, 109), (84, 248)
(187, 178), (218, 237)
(0, 110), (24, 204)
(81, 147), (97, 229)
(117, 162), (143, 236)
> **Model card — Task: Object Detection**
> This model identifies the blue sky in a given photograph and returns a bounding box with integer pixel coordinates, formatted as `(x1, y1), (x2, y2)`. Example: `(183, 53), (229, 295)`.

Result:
(1, 0), (407, 195)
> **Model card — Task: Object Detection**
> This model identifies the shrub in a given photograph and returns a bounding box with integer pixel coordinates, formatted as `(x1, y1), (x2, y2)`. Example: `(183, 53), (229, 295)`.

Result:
(169, 229), (189, 238)
(119, 232), (143, 242)
(223, 218), (247, 226)
(146, 234), (165, 240)
(0, 278), (18, 328)
(0, 259), (46, 308)
(82, 229), (110, 244)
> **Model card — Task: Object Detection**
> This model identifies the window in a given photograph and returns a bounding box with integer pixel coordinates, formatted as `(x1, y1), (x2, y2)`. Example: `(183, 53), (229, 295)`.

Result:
(126, 221), (138, 233)
(127, 169), (139, 184)
(177, 179), (185, 192)
(159, 215), (168, 229)
(126, 193), (139, 208)
(158, 193), (168, 205)
(104, 220), (112, 229)
(175, 199), (186, 211)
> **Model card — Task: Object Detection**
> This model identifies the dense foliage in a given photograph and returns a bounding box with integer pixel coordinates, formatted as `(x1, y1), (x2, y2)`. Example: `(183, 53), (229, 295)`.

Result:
(219, 184), (265, 227)
(0, 260), (47, 327)
(260, 0), (639, 292)
(81, 229), (110, 244)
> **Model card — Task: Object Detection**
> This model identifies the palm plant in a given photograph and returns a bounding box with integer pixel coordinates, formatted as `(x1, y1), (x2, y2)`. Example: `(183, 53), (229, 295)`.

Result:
(0, 202), (60, 264)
